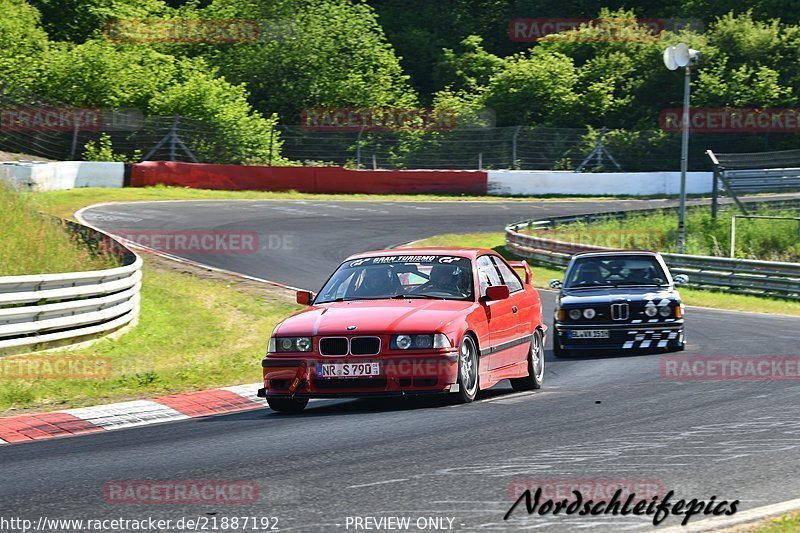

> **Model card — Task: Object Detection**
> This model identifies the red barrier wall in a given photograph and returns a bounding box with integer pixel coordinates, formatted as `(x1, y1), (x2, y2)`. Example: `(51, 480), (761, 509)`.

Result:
(130, 162), (488, 194)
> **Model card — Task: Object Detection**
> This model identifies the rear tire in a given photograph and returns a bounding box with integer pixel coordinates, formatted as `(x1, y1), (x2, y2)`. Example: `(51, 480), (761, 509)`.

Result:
(454, 335), (479, 403)
(267, 397), (309, 413)
(511, 330), (544, 391)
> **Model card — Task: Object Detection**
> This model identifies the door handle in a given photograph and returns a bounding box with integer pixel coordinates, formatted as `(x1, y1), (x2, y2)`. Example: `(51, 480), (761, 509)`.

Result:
(512, 306), (518, 313)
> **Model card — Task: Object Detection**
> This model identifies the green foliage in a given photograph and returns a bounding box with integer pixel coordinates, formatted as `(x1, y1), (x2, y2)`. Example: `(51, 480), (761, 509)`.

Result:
(4, 1), (800, 165)
(0, 0), (49, 85)
(28, 0), (169, 42)
(83, 133), (138, 162)
(530, 205), (800, 261)
(148, 58), (283, 164)
(202, 0), (416, 123)
(0, 181), (118, 275)
(34, 40), (177, 108)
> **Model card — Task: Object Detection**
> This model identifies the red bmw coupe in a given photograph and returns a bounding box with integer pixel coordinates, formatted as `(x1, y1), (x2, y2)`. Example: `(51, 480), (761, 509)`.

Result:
(257, 248), (546, 412)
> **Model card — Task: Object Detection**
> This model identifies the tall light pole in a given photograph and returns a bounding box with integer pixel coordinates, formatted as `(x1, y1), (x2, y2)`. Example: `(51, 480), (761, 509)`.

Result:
(664, 43), (700, 254)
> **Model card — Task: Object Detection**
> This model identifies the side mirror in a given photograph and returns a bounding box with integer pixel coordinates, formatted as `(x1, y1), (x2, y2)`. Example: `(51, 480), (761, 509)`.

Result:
(296, 290), (314, 305)
(549, 279), (562, 289)
(483, 285), (510, 301)
(673, 274), (689, 286)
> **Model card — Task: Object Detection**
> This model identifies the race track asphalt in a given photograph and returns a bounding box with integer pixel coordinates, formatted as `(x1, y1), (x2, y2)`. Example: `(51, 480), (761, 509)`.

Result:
(2, 197), (799, 532)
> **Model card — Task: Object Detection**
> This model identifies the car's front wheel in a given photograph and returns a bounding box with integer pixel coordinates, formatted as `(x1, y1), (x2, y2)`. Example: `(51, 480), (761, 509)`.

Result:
(511, 329), (544, 391)
(267, 397), (309, 413)
(552, 337), (571, 358)
(454, 335), (479, 403)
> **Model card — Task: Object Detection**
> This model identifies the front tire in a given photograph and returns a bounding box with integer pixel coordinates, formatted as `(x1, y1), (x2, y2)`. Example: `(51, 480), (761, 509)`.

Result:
(267, 397), (308, 413)
(552, 337), (571, 358)
(454, 335), (479, 403)
(511, 329), (544, 391)
(674, 329), (686, 351)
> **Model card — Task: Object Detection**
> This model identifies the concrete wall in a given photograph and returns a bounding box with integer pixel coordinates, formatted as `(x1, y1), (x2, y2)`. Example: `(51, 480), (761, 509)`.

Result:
(487, 170), (714, 196)
(0, 162), (124, 191)
(0, 160), (717, 196)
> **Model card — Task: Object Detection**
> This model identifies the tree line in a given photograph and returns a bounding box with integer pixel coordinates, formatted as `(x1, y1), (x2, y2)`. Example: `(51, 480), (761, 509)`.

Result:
(0, 0), (798, 165)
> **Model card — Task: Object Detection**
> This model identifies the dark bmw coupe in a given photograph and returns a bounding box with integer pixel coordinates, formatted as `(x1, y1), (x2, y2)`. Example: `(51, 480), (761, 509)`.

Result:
(550, 251), (688, 356)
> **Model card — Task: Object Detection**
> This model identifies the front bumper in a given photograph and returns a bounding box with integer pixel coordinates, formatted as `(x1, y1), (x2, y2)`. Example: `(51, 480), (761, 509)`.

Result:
(259, 351), (460, 399)
(554, 321), (685, 350)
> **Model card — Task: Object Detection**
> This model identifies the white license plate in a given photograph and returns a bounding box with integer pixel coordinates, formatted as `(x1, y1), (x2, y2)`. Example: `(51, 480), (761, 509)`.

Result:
(318, 362), (380, 378)
(569, 330), (610, 339)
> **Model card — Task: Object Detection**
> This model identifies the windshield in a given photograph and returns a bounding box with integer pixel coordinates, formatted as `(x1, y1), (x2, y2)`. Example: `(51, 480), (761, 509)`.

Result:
(315, 255), (474, 303)
(564, 255), (669, 289)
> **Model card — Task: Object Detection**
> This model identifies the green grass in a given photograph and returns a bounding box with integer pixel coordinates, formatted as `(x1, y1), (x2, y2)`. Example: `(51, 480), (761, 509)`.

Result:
(411, 232), (800, 317)
(35, 185), (660, 221)
(0, 262), (301, 413)
(522, 205), (800, 262)
(743, 510), (800, 532)
(0, 182), (118, 275)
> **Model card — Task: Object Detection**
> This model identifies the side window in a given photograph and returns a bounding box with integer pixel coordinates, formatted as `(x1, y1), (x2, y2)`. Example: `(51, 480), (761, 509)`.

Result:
(476, 256), (502, 297)
(491, 256), (524, 293)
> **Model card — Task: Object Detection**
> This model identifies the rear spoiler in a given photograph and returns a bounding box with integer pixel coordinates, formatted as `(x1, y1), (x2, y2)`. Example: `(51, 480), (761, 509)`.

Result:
(507, 260), (532, 285)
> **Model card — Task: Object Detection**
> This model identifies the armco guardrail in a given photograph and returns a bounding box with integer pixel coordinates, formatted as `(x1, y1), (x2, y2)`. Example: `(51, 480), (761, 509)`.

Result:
(505, 200), (800, 300)
(0, 226), (141, 355)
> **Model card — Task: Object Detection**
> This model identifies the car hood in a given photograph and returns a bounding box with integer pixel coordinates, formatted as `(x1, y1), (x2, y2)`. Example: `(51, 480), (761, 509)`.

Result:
(559, 286), (679, 306)
(274, 299), (477, 336)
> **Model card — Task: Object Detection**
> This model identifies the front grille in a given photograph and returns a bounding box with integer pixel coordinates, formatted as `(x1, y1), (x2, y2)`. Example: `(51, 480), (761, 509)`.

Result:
(320, 337), (348, 356)
(611, 303), (630, 320)
(350, 336), (381, 355)
(315, 378), (388, 390)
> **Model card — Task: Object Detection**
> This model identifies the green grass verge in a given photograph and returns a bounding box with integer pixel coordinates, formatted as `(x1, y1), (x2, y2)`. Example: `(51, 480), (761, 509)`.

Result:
(522, 205), (800, 262)
(411, 232), (800, 317)
(34, 185), (668, 221)
(0, 262), (300, 413)
(742, 510), (800, 532)
(0, 183), (117, 275)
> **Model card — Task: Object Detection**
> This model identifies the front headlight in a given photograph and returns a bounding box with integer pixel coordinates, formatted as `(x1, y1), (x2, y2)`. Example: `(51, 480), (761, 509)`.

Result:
(269, 337), (313, 353)
(645, 306), (658, 317)
(583, 308), (596, 319)
(391, 333), (451, 350)
(659, 305), (672, 317)
(568, 309), (582, 320)
(433, 333), (452, 348)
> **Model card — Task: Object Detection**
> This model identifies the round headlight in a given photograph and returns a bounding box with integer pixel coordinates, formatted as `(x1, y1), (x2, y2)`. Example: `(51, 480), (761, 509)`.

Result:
(568, 309), (582, 320)
(659, 306), (672, 317)
(583, 308), (596, 319)
(413, 335), (433, 348)
(644, 306), (658, 317)
(279, 338), (293, 350)
(396, 335), (412, 349)
(296, 337), (312, 351)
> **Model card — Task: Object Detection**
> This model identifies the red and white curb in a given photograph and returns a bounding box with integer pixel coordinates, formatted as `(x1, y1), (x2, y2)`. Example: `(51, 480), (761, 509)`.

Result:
(0, 383), (263, 445)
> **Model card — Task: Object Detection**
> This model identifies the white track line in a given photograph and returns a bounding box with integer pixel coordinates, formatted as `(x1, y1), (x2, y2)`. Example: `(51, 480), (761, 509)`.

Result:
(347, 478), (409, 489)
(64, 400), (189, 431)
